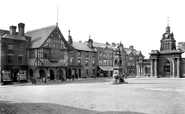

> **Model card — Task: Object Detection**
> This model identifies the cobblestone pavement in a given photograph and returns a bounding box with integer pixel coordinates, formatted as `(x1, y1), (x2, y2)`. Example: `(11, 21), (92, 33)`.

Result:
(0, 77), (185, 114)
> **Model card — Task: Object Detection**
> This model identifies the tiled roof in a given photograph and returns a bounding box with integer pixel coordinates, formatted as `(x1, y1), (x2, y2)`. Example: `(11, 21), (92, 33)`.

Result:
(0, 29), (9, 36)
(92, 42), (112, 49)
(72, 41), (95, 52)
(26, 25), (56, 48)
(2, 34), (26, 41)
(124, 48), (140, 56)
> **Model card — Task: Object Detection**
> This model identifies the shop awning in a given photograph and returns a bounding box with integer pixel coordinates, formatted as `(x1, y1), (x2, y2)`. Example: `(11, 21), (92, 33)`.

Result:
(99, 66), (113, 71)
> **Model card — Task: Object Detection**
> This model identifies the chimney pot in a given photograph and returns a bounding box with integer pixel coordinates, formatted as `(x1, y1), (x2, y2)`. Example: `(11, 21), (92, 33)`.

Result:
(18, 22), (25, 36)
(9, 26), (17, 35)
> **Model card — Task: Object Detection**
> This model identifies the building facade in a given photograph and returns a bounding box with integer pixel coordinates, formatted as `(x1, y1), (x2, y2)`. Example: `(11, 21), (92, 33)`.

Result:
(26, 24), (72, 82)
(0, 23), (31, 84)
(68, 33), (96, 78)
(137, 24), (185, 78)
(92, 41), (114, 77)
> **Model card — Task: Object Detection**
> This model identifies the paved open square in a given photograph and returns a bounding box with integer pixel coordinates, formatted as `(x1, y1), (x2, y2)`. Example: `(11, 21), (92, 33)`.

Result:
(0, 78), (185, 114)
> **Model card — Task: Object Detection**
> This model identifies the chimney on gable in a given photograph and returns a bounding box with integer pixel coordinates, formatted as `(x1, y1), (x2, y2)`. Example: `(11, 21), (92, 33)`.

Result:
(129, 45), (133, 51)
(88, 35), (93, 48)
(68, 30), (73, 45)
(18, 22), (25, 36)
(9, 26), (17, 35)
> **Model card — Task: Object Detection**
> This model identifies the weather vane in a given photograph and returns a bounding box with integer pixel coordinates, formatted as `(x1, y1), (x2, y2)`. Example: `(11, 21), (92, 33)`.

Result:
(167, 17), (169, 26)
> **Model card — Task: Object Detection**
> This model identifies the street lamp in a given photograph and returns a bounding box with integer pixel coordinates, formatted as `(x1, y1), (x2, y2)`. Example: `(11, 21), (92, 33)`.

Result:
(112, 45), (125, 83)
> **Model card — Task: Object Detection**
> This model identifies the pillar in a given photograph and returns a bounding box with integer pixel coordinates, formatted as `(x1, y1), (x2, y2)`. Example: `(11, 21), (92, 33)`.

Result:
(177, 58), (180, 78)
(172, 58), (175, 78)
(154, 59), (157, 78)
(138, 65), (141, 77)
(137, 65), (139, 77)
(150, 60), (153, 77)
(141, 65), (143, 77)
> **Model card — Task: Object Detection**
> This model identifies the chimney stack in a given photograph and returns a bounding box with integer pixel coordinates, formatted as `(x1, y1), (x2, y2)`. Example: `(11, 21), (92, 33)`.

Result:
(18, 22), (25, 36)
(68, 30), (73, 45)
(9, 26), (17, 35)
(129, 45), (133, 51)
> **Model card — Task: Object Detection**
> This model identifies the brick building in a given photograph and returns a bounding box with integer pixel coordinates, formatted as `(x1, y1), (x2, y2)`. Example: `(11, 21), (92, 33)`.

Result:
(93, 41), (114, 77)
(67, 32), (96, 78)
(0, 23), (31, 84)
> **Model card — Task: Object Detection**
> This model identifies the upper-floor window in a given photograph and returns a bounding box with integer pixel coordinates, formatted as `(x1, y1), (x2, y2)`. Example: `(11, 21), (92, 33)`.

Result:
(70, 51), (73, 54)
(103, 60), (106, 65)
(99, 60), (102, 65)
(93, 52), (95, 58)
(70, 57), (73, 64)
(129, 57), (133, 60)
(18, 46), (23, 50)
(128, 62), (131, 66)
(78, 59), (81, 65)
(29, 50), (35, 58)
(85, 52), (89, 57)
(18, 55), (23, 64)
(92, 59), (95, 66)
(85, 59), (89, 66)
(99, 51), (102, 56)
(8, 45), (13, 50)
(78, 51), (81, 57)
(8, 54), (13, 64)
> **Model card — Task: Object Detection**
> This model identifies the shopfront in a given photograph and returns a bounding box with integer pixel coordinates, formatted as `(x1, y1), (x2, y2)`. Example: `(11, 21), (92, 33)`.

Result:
(97, 66), (113, 77)
(1, 66), (28, 85)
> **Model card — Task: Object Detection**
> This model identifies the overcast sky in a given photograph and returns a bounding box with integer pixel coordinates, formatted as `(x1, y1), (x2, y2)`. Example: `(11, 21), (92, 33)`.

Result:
(1, 0), (185, 58)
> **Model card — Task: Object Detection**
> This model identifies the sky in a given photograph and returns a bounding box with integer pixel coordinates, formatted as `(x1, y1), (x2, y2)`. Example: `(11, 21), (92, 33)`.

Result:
(0, 0), (185, 58)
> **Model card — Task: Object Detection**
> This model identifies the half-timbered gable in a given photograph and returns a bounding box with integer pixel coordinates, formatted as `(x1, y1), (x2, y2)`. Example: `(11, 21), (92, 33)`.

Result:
(26, 25), (72, 81)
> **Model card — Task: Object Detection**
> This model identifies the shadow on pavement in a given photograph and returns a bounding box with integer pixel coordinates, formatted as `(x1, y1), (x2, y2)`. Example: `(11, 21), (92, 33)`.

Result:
(0, 101), (146, 114)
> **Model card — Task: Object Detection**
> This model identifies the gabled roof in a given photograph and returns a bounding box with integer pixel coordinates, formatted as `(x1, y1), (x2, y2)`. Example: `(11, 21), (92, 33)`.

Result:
(0, 29), (9, 36)
(26, 25), (56, 48)
(92, 42), (112, 49)
(72, 41), (95, 52)
(124, 48), (140, 56)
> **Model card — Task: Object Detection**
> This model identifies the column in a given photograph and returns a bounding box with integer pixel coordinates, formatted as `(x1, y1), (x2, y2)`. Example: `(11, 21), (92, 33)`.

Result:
(139, 65), (141, 77)
(172, 58), (175, 78)
(137, 65), (139, 77)
(141, 65), (143, 77)
(150, 60), (153, 77)
(177, 58), (180, 78)
(154, 59), (157, 78)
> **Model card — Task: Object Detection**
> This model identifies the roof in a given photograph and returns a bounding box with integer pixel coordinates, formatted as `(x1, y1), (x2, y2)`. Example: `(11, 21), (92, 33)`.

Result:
(124, 48), (140, 55)
(0, 29), (9, 36)
(72, 41), (95, 52)
(2, 34), (26, 41)
(92, 42), (112, 49)
(26, 25), (56, 48)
